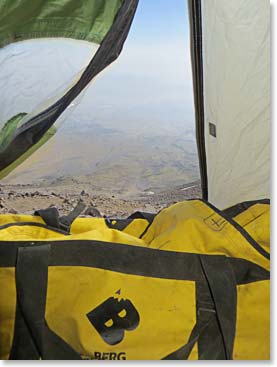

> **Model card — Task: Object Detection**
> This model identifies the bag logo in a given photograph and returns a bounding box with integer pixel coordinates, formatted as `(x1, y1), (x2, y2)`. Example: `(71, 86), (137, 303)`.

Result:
(82, 352), (127, 360)
(87, 290), (140, 345)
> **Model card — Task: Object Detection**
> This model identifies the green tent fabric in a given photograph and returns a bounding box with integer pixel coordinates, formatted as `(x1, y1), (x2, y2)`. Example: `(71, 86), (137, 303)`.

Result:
(0, 0), (123, 48)
(0, 113), (27, 154)
(0, 0), (138, 179)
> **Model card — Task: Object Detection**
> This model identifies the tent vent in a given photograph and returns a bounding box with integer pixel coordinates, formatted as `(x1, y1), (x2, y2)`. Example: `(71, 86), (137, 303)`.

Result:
(209, 122), (216, 138)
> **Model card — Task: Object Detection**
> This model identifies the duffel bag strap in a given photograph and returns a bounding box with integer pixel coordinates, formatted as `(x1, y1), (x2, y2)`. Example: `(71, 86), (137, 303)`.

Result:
(199, 255), (237, 360)
(34, 200), (86, 234)
(163, 308), (215, 360)
(34, 207), (60, 229)
(164, 255), (237, 360)
(10, 245), (81, 360)
(59, 200), (86, 232)
(127, 211), (156, 223)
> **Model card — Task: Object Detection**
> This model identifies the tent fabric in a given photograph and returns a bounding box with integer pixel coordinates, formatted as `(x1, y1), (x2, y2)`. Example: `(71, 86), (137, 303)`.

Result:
(0, 39), (95, 179)
(189, 0), (270, 209)
(0, 39), (94, 131)
(0, 0), (139, 178)
(0, 0), (124, 48)
(0, 199), (270, 360)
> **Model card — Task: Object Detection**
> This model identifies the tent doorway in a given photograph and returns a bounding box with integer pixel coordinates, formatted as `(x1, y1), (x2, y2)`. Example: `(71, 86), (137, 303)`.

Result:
(0, 0), (200, 216)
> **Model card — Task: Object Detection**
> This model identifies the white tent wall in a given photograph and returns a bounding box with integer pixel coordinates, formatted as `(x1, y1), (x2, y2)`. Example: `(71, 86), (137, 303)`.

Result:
(201, 0), (270, 209)
(0, 39), (97, 130)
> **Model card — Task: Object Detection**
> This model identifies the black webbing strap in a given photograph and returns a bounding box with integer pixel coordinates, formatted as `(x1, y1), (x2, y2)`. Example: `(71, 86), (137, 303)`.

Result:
(59, 201), (86, 232)
(34, 201), (85, 234)
(127, 211), (156, 224)
(127, 211), (157, 239)
(34, 207), (60, 229)
(163, 309), (215, 360)
(222, 198), (270, 218)
(105, 211), (156, 232)
(10, 245), (81, 360)
(9, 304), (40, 360)
(199, 255), (237, 360)
(163, 255), (237, 360)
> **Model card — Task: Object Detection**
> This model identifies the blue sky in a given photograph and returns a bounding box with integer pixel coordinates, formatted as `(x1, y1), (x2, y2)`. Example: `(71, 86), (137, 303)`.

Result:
(127, 0), (190, 44)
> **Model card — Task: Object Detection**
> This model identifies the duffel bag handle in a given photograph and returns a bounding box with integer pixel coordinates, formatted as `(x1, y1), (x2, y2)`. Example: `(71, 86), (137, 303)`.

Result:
(9, 244), (81, 360)
(34, 200), (86, 234)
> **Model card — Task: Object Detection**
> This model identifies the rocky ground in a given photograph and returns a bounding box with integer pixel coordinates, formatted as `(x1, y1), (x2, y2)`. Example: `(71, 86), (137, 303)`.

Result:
(0, 180), (201, 218)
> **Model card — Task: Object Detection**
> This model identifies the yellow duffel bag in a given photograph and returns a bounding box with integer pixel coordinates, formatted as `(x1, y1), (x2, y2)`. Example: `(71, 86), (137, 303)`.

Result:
(0, 199), (270, 360)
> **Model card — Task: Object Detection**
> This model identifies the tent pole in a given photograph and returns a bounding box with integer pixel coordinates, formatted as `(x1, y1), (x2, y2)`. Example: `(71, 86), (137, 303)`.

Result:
(187, 0), (208, 200)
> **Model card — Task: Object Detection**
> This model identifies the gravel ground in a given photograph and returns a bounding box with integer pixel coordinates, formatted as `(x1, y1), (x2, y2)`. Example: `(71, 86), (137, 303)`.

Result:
(0, 181), (201, 218)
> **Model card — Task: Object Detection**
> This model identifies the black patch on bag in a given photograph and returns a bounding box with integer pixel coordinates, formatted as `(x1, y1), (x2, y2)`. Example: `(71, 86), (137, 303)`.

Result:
(87, 291), (140, 345)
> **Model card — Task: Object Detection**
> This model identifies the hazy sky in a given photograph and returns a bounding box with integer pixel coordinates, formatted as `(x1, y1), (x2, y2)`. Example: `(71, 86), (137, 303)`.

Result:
(66, 0), (195, 136)
(0, 0), (195, 136)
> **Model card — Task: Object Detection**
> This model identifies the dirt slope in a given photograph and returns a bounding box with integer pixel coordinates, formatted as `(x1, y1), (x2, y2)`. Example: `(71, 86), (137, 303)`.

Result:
(0, 180), (201, 218)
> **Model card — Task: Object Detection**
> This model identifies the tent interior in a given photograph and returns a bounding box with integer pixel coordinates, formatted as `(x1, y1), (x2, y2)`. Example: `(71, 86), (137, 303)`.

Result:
(0, 0), (200, 203)
(0, 0), (270, 361)
(0, 0), (270, 210)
